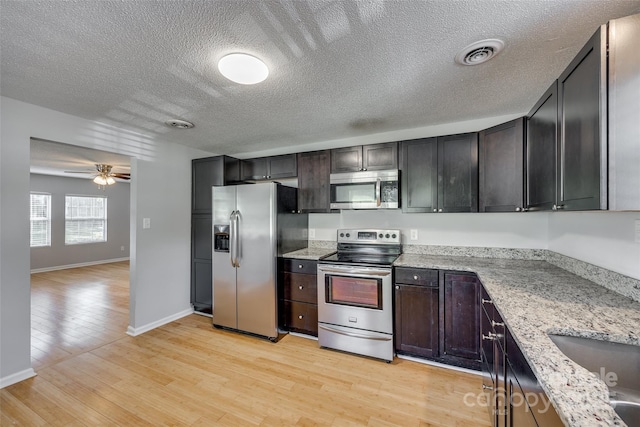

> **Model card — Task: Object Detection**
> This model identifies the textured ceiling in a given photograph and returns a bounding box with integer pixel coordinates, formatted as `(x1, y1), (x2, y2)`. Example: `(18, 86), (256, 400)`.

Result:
(3, 0), (640, 160)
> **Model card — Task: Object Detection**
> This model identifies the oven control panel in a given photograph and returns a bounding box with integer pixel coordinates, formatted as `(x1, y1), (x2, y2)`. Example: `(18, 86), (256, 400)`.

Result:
(336, 228), (401, 245)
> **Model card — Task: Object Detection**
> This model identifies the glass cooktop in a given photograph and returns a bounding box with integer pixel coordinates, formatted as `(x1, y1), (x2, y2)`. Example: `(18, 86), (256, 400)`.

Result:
(320, 252), (399, 266)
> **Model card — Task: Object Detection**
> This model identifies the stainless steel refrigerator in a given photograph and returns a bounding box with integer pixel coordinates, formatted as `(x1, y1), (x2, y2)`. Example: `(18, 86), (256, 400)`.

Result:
(211, 182), (307, 339)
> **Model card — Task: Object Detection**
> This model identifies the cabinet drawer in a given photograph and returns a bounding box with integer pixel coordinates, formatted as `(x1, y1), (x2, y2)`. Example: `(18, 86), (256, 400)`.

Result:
(284, 301), (318, 336)
(282, 259), (318, 274)
(395, 267), (438, 286)
(283, 273), (317, 304)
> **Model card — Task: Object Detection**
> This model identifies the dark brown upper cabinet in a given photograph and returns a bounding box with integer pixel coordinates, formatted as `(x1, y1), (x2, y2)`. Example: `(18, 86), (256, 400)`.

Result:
(240, 154), (297, 181)
(192, 155), (240, 214)
(557, 25), (607, 211)
(400, 134), (478, 213)
(297, 150), (332, 213)
(437, 133), (479, 213)
(526, 81), (558, 211)
(400, 138), (437, 213)
(479, 118), (525, 212)
(330, 142), (398, 173)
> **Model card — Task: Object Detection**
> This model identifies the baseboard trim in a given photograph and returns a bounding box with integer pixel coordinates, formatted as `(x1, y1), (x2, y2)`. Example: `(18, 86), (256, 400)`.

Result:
(0, 368), (37, 389)
(126, 307), (194, 337)
(30, 257), (130, 274)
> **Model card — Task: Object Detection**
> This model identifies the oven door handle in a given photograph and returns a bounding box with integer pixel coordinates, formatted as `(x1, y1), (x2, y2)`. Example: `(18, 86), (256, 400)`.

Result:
(317, 266), (391, 277)
(319, 324), (392, 341)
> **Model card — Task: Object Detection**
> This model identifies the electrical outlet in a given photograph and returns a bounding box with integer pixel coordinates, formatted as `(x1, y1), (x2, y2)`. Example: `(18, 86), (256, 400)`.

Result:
(635, 220), (640, 243)
(143, 218), (151, 229)
(410, 229), (418, 240)
(308, 228), (316, 239)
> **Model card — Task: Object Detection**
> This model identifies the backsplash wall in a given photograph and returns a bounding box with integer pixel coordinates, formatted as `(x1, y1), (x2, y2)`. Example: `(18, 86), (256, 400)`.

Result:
(309, 210), (549, 249)
(309, 210), (640, 281)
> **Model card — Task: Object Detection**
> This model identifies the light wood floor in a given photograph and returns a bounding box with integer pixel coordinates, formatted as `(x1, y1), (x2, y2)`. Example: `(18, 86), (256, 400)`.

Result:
(1, 262), (491, 426)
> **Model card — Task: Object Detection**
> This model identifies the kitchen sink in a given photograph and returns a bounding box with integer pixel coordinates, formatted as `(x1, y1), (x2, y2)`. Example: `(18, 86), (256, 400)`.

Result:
(548, 334), (640, 426)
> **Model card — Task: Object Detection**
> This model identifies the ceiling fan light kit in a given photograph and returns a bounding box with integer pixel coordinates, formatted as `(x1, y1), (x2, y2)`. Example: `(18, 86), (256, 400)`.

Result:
(65, 163), (130, 188)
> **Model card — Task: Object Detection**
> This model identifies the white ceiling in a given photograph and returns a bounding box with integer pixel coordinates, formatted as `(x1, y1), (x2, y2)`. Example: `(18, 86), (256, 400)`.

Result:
(3, 0), (640, 165)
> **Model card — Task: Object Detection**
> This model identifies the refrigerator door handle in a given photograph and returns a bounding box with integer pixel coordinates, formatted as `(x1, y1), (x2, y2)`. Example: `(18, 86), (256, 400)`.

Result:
(229, 210), (237, 267)
(234, 210), (240, 268)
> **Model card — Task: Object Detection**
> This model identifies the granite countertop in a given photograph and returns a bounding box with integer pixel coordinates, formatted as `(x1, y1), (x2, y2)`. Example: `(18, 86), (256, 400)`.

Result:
(282, 247), (336, 260)
(395, 254), (640, 427)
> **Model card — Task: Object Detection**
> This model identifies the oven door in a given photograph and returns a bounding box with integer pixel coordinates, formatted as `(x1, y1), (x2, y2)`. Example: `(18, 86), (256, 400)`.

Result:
(317, 264), (393, 334)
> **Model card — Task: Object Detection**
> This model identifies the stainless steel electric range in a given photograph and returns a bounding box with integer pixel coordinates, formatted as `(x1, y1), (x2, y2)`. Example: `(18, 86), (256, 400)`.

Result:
(317, 229), (401, 362)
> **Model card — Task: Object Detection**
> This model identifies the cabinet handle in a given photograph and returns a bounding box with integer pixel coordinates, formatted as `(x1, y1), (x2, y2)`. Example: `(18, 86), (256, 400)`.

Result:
(482, 298), (493, 305)
(482, 384), (494, 390)
(362, 168), (367, 171)
(491, 321), (504, 328)
(482, 333), (496, 341)
(552, 204), (565, 211)
(298, 285), (304, 290)
(413, 275), (419, 280)
(515, 207), (521, 212)
(395, 285), (399, 290)
(438, 208), (443, 213)
(433, 209), (437, 212)
(298, 264), (303, 269)
(298, 315), (304, 320)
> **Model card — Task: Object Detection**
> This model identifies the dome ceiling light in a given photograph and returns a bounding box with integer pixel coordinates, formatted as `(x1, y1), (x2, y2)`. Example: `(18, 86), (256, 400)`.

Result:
(218, 53), (269, 85)
(455, 39), (505, 66)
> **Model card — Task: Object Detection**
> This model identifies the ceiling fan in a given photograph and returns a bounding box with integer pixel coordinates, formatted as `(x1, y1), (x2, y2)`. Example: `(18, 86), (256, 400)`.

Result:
(64, 164), (130, 187)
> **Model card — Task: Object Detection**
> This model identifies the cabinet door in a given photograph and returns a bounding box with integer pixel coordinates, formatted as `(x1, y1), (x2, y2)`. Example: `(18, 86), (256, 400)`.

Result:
(331, 146), (362, 173)
(526, 81), (558, 211)
(362, 142), (398, 171)
(283, 273), (317, 304)
(191, 215), (213, 313)
(479, 119), (525, 212)
(558, 26), (607, 211)
(241, 158), (268, 181)
(297, 150), (331, 212)
(283, 301), (318, 336)
(192, 157), (225, 214)
(394, 283), (439, 357)
(441, 272), (481, 364)
(401, 138), (438, 213)
(507, 365), (538, 427)
(268, 154), (297, 179)
(437, 134), (479, 212)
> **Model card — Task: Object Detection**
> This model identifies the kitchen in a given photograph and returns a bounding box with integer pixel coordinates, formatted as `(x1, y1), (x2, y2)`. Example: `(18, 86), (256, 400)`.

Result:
(2, 1), (640, 426)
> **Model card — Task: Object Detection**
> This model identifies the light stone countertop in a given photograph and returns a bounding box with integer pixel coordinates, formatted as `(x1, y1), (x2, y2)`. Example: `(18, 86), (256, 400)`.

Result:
(394, 253), (640, 427)
(282, 247), (335, 260)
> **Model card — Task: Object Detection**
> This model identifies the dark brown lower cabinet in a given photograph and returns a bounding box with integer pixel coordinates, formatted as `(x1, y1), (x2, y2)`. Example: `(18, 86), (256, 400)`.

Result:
(482, 283), (563, 427)
(394, 267), (439, 357)
(440, 271), (481, 369)
(280, 259), (318, 336)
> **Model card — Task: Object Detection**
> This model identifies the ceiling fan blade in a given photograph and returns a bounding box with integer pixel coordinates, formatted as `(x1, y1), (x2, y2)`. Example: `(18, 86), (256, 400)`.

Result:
(111, 173), (130, 180)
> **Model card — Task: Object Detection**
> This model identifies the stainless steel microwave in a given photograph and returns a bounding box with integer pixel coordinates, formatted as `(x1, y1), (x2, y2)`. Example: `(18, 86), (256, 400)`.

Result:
(329, 170), (399, 209)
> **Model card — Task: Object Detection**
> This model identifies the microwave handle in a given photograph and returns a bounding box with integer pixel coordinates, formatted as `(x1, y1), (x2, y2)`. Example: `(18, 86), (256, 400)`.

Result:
(376, 177), (381, 207)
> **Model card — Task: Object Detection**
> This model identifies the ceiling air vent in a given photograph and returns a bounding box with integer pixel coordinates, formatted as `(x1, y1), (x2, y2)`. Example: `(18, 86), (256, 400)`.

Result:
(455, 39), (504, 66)
(165, 119), (194, 129)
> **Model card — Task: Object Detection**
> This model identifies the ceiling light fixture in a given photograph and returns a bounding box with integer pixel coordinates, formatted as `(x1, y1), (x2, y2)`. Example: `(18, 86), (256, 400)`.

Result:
(218, 53), (269, 85)
(165, 119), (194, 129)
(455, 39), (505, 66)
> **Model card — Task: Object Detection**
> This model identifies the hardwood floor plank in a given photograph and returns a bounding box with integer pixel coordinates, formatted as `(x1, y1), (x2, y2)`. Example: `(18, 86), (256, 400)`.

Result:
(2, 262), (492, 426)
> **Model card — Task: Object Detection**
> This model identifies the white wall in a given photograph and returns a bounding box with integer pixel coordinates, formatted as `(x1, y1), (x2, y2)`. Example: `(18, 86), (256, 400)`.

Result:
(310, 210), (549, 249)
(0, 97), (209, 386)
(30, 173), (130, 270)
(548, 211), (640, 280)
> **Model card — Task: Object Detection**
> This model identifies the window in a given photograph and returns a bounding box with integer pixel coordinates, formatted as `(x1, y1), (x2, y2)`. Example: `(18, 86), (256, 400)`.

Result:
(30, 193), (51, 247)
(65, 195), (107, 244)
